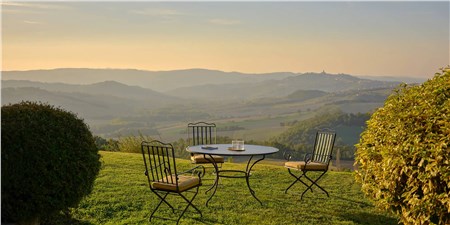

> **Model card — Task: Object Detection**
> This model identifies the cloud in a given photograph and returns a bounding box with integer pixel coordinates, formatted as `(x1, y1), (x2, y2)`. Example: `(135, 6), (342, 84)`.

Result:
(129, 8), (186, 17)
(24, 20), (43, 25)
(1, 2), (69, 9)
(1, 2), (70, 14)
(209, 19), (241, 25)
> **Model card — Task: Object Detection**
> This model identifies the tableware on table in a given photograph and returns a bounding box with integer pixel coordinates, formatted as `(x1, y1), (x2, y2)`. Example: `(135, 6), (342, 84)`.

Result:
(201, 145), (218, 150)
(231, 140), (245, 151)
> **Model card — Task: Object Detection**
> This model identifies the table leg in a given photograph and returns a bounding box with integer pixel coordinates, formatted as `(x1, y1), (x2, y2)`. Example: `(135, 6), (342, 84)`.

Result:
(245, 155), (265, 205)
(203, 154), (219, 206)
(202, 153), (267, 206)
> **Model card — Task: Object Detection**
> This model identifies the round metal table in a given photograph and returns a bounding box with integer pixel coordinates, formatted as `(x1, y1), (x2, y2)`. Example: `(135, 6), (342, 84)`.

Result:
(186, 144), (279, 206)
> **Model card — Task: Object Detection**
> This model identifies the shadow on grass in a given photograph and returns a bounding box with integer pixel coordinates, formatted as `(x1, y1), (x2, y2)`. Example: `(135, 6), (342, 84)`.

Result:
(331, 195), (371, 208)
(331, 195), (398, 225)
(191, 216), (218, 225)
(41, 211), (93, 225)
(339, 211), (398, 225)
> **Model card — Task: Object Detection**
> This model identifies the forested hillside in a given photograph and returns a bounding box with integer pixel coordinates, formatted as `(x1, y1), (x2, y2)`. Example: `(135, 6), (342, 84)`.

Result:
(2, 69), (399, 144)
(273, 110), (370, 159)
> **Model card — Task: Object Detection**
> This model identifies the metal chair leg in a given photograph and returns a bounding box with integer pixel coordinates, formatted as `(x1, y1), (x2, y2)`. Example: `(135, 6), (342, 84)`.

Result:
(286, 169), (329, 200)
(285, 169), (310, 194)
(303, 171), (329, 197)
(150, 188), (202, 225)
(177, 186), (202, 224)
(149, 192), (172, 222)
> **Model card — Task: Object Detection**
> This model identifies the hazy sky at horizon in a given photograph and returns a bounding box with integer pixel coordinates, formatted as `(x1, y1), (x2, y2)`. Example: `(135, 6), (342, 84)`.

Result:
(2, 1), (449, 78)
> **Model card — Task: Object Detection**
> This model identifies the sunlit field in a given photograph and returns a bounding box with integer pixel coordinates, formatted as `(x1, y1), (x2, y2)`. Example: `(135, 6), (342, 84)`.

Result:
(59, 151), (398, 225)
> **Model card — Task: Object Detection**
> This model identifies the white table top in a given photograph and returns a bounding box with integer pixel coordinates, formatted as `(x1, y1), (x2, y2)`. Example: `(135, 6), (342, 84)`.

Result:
(186, 144), (279, 156)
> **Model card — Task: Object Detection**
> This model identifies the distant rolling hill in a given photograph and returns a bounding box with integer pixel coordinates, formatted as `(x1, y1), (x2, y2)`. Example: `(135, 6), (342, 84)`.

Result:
(1, 68), (402, 139)
(1, 77), (396, 120)
(286, 90), (329, 101)
(3, 68), (418, 95)
(2, 68), (294, 92)
(167, 72), (400, 100)
(1, 80), (184, 121)
(2, 87), (132, 120)
(178, 86), (395, 120)
(277, 73), (399, 92)
(2, 80), (181, 102)
(357, 75), (427, 84)
(3, 68), (402, 102)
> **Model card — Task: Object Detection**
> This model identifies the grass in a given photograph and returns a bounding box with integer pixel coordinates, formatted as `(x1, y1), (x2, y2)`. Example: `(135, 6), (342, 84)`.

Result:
(64, 151), (398, 225)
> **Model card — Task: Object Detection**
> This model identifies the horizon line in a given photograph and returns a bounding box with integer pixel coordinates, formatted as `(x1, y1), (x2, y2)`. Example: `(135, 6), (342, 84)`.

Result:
(1, 67), (429, 78)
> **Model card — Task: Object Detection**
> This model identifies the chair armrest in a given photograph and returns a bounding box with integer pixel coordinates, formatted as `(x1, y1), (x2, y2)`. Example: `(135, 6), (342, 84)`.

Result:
(303, 153), (313, 163)
(304, 154), (332, 164)
(283, 150), (293, 161)
(179, 165), (206, 178)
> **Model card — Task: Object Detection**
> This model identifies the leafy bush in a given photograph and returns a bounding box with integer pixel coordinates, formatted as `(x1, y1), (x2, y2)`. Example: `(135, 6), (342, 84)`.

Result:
(94, 136), (119, 151)
(117, 133), (153, 153)
(355, 68), (450, 224)
(1, 102), (101, 224)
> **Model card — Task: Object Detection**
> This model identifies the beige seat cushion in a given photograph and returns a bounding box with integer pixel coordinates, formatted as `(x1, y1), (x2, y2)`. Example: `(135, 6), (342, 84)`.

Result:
(152, 175), (200, 192)
(191, 154), (225, 163)
(285, 161), (328, 171)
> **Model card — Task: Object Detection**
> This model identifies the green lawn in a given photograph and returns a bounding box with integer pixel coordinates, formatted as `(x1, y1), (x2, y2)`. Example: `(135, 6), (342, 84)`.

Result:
(65, 151), (398, 225)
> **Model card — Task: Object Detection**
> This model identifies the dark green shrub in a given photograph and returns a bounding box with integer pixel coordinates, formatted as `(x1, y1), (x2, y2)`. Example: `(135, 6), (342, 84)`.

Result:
(94, 135), (108, 150)
(94, 136), (119, 151)
(355, 68), (450, 224)
(1, 102), (101, 224)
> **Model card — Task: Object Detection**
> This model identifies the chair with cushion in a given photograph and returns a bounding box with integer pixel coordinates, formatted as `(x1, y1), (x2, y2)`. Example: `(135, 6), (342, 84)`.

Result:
(187, 122), (225, 167)
(284, 130), (336, 200)
(141, 140), (204, 224)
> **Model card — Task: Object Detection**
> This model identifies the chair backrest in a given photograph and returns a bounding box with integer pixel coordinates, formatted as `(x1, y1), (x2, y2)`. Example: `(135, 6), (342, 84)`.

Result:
(141, 140), (178, 189)
(187, 122), (217, 146)
(312, 131), (336, 164)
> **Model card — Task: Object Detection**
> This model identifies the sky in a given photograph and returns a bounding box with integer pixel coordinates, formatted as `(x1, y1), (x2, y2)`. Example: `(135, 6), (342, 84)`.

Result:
(2, 1), (449, 78)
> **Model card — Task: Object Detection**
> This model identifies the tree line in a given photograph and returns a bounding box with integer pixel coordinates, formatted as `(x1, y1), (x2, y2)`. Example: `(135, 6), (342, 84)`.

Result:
(95, 110), (369, 160)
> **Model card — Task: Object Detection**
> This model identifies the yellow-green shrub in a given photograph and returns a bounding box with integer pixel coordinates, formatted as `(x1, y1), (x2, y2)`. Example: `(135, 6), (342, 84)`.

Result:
(117, 133), (153, 153)
(355, 67), (450, 224)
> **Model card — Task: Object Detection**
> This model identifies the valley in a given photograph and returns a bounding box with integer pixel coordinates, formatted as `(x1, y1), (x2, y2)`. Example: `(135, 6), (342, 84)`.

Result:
(2, 68), (421, 158)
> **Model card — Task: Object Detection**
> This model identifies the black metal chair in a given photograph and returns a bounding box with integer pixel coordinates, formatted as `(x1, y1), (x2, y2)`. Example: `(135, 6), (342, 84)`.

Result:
(284, 130), (336, 200)
(187, 122), (224, 167)
(141, 140), (204, 224)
